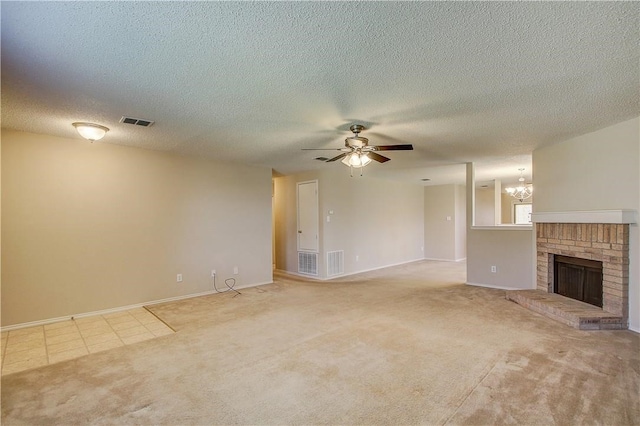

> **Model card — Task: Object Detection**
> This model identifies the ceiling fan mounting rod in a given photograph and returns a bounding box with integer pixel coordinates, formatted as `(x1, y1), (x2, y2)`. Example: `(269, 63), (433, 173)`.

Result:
(350, 124), (365, 135)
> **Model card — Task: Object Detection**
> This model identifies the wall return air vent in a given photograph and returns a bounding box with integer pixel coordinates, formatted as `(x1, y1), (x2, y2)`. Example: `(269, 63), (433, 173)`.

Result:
(120, 116), (155, 127)
(298, 252), (318, 276)
(327, 250), (344, 277)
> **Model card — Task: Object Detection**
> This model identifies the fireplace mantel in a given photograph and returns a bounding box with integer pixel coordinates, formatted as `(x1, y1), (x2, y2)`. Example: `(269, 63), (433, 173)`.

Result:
(532, 209), (637, 224)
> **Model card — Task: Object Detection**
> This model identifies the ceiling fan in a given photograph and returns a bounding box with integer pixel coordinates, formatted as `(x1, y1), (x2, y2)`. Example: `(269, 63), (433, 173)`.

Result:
(302, 124), (413, 176)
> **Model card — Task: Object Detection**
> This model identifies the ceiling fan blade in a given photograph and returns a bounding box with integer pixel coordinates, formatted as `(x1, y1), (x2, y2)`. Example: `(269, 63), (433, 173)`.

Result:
(326, 153), (348, 162)
(301, 148), (342, 151)
(367, 152), (390, 163)
(372, 144), (414, 151)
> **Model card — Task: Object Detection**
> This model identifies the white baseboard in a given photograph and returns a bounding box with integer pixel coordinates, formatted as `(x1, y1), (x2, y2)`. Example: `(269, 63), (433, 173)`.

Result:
(629, 324), (639, 334)
(466, 281), (531, 291)
(276, 258), (462, 281)
(334, 258), (427, 279)
(1, 280), (273, 333)
(285, 258), (426, 281)
(423, 257), (467, 263)
(274, 269), (321, 280)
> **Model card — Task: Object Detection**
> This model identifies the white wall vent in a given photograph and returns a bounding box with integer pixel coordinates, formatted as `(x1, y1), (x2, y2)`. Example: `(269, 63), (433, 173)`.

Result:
(298, 252), (318, 276)
(327, 250), (344, 277)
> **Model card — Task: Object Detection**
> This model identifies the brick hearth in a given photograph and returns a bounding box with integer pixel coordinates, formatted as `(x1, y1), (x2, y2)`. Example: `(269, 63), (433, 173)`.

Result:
(506, 290), (626, 330)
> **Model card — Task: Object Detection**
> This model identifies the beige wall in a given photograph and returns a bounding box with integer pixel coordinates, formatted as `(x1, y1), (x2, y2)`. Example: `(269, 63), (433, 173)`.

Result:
(533, 117), (639, 213)
(475, 187), (496, 226)
(1, 130), (273, 326)
(423, 184), (466, 261)
(274, 169), (424, 278)
(501, 193), (512, 224)
(466, 228), (534, 289)
(424, 185), (455, 260)
(466, 163), (535, 290)
(533, 116), (640, 331)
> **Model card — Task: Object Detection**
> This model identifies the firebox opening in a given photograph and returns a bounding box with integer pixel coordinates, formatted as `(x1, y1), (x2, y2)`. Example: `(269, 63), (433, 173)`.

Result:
(554, 255), (603, 308)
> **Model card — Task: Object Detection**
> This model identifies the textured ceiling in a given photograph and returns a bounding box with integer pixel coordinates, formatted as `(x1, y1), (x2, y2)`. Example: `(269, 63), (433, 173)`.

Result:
(2, 2), (639, 185)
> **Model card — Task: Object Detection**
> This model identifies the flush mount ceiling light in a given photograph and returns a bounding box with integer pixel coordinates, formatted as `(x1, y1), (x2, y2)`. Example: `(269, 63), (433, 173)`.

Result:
(72, 122), (109, 142)
(505, 168), (533, 202)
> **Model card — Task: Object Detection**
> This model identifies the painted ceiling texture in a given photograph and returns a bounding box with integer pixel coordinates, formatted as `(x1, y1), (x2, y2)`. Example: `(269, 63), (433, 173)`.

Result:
(2, 2), (639, 185)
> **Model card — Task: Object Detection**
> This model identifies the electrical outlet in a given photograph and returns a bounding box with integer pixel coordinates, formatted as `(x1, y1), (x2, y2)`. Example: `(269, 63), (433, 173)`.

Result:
(355, 255), (359, 262)
(211, 270), (216, 277)
(491, 266), (497, 273)
(177, 273), (183, 282)
(233, 266), (239, 275)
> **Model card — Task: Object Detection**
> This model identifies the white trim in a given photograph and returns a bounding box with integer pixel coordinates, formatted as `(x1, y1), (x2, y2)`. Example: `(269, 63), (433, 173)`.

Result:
(629, 325), (639, 334)
(324, 258), (428, 280)
(466, 281), (530, 291)
(423, 257), (467, 263)
(274, 269), (320, 280)
(532, 210), (638, 224)
(1, 281), (273, 332)
(471, 225), (533, 231)
(278, 258), (427, 281)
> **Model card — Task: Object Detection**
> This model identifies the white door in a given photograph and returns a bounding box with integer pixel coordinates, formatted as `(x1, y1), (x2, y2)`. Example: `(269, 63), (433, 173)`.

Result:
(297, 180), (319, 252)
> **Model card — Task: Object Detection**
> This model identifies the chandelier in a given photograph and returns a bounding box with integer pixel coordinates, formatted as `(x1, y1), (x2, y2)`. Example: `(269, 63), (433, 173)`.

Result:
(505, 168), (533, 202)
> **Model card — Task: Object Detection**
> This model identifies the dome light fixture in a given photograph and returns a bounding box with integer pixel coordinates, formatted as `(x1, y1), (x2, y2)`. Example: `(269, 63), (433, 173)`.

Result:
(72, 122), (109, 142)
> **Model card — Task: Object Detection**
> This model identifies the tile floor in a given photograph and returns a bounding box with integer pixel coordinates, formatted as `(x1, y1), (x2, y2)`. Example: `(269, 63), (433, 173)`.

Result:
(1, 307), (174, 376)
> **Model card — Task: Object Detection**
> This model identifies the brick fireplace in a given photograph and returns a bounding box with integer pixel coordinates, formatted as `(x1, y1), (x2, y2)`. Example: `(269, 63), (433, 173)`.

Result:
(536, 223), (629, 323)
(505, 211), (636, 330)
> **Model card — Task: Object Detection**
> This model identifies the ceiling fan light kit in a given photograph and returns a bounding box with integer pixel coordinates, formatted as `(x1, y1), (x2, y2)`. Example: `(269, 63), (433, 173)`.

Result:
(341, 152), (372, 177)
(341, 153), (372, 168)
(302, 123), (413, 177)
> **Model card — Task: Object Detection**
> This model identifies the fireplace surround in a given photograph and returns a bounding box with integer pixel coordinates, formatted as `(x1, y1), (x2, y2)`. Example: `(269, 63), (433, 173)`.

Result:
(536, 222), (629, 323)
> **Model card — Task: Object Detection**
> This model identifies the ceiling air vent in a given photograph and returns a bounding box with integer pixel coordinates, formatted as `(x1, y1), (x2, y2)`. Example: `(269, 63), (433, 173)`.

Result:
(120, 116), (154, 127)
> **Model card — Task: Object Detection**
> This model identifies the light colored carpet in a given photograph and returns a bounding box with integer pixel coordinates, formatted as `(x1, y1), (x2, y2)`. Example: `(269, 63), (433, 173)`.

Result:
(2, 260), (638, 425)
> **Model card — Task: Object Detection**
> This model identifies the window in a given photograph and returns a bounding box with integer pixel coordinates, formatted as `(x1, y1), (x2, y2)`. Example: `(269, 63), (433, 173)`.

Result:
(514, 203), (532, 224)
